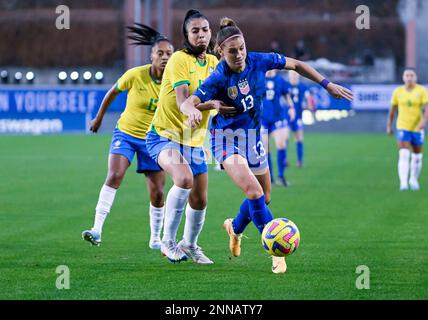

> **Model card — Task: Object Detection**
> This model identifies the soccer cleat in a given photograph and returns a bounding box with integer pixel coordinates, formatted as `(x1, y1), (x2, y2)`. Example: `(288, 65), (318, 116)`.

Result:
(409, 180), (420, 191)
(272, 256), (287, 274)
(82, 229), (101, 246)
(296, 161), (303, 168)
(400, 183), (409, 191)
(177, 240), (214, 265)
(223, 218), (242, 257)
(160, 240), (188, 263)
(149, 238), (162, 250)
(275, 176), (288, 187)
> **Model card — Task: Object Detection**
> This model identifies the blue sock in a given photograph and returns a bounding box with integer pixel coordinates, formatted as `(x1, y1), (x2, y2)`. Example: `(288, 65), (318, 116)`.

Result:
(297, 141), (304, 163)
(284, 148), (288, 167)
(248, 195), (274, 233)
(267, 153), (274, 181)
(232, 199), (251, 234)
(277, 149), (286, 178)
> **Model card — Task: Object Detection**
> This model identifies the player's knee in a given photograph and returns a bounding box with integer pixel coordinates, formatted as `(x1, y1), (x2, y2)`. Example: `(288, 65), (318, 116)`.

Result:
(245, 184), (264, 200)
(106, 171), (125, 188)
(174, 174), (193, 189)
(276, 141), (286, 149)
(150, 189), (164, 207)
(189, 196), (207, 210)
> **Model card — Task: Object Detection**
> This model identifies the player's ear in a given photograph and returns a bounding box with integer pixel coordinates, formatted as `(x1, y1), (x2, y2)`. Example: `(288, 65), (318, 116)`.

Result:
(216, 46), (224, 58)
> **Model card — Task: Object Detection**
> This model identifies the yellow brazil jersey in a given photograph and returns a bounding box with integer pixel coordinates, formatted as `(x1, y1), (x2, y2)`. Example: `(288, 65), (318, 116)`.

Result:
(150, 50), (218, 147)
(391, 85), (428, 132)
(115, 64), (161, 139)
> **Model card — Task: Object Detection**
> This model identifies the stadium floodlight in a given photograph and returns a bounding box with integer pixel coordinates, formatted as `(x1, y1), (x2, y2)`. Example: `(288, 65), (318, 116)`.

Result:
(95, 71), (104, 84)
(70, 71), (79, 83)
(14, 72), (23, 84)
(83, 71), (92, 83)
(0, 70), (8, 84)
(26, 71), (35, 84)
(58, 71), (67, 84)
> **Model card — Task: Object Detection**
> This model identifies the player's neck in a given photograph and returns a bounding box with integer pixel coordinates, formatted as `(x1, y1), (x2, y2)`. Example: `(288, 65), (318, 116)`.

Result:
(197, 52), (206, 63)
(405, 84), (416, 91)
(150, 66), (163, 84)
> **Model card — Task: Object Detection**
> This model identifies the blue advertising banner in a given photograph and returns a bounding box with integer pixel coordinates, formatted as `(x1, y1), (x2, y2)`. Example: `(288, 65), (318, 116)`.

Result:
(0, 86), (127, 134)
(4, 83), (422, 134)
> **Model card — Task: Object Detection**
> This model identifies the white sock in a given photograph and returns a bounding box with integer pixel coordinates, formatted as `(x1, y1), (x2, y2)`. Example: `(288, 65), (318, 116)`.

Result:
(93, 184), (117, 234)
(149, 204), (164, 240)
(398, 149), (411, 187)
(162, 185), (191, 242)
(183, 204), (206, 248)
(410, 153), (423, 182)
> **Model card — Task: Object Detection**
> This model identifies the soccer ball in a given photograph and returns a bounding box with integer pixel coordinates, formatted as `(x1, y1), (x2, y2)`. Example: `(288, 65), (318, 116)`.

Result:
(261, 218), (300, 257)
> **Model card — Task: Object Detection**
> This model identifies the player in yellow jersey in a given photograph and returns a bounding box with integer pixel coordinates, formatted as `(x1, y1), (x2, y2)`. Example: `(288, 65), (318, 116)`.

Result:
(387, 68), (428, 190)
(82, 25), (173, 248)
(146, 9), (236, 264)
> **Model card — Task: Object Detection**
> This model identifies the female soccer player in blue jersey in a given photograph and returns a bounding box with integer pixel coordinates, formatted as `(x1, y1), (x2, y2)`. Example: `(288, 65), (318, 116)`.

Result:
(286, 70), (315, 168)
(261, 69), (295, 186)
(180, 18), (352, 273)
(81, 25), (173, 249)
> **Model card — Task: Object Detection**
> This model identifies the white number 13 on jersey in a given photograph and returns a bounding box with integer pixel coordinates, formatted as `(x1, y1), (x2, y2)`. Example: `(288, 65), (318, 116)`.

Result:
(241, 95), (254, 112)
(252, 141), (266, 160)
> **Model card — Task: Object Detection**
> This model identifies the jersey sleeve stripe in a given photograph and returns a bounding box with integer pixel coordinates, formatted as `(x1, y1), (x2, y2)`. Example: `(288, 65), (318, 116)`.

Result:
(115, 82), (124, 93)
(173, 80), (190, 89)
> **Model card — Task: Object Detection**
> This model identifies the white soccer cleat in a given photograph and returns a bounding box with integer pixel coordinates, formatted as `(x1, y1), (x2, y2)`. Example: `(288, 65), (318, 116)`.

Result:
(149, 238), (161, 250)
(81, 229), (101, 246)
(400, 183), (409, 191)
(272, 256), (287, 274)
(177, 240), (214, 265)
(160, 240), (187, 263)
(409, 179), (420, 191)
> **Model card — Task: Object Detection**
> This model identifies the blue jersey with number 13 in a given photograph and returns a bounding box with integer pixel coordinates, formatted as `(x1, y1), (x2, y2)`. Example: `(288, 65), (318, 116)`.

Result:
(193, 52), (287, 131)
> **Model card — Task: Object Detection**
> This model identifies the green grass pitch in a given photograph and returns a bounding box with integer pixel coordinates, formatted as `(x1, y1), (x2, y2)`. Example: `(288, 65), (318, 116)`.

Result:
(0, 133), (427, 299)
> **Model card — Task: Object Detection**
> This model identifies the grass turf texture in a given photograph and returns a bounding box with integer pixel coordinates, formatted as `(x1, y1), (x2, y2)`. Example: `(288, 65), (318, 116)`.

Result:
(0, 133), (427, 299)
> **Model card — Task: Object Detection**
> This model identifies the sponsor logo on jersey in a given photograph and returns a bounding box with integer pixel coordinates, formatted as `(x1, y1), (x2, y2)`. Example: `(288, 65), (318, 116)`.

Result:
(228, 86), (238, 100)
(238, 79), (250, 95)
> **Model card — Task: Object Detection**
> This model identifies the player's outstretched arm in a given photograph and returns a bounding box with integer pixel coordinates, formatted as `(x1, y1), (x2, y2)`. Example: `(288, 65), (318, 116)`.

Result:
(196, 100), (238, 117)
(284, 57), (353, 101)
(90, 84), (120, 133)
